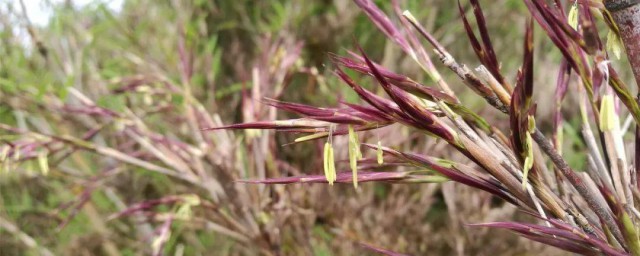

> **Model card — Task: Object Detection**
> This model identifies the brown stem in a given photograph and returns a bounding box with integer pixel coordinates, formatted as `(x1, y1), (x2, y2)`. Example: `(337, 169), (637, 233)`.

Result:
(532, 129), (625, 244)
(605, 0), (640, 86)
(458, 135), (533, 206)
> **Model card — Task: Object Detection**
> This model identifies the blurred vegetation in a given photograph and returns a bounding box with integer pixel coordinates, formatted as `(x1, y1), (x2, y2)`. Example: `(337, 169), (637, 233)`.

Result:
(3, 0), (629, 255)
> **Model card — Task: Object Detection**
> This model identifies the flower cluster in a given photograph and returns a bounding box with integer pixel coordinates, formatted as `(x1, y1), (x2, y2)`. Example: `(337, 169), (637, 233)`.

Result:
(207, 0), (640, 254)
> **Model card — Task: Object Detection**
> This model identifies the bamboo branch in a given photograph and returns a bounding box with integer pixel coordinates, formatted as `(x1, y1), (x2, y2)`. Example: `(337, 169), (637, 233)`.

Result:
(532, 129), (624, 244)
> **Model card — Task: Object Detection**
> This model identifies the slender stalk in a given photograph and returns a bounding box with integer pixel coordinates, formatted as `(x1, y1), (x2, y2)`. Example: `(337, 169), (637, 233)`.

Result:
(583, 127), (615, 189)
(532, 129), (624, 243)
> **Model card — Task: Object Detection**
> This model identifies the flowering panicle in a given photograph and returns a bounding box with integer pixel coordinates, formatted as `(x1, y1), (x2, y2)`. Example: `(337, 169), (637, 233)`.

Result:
(205, 0), (640, 254)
